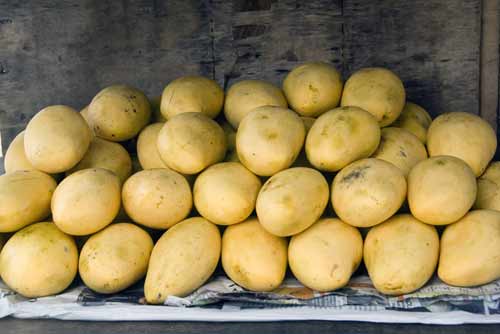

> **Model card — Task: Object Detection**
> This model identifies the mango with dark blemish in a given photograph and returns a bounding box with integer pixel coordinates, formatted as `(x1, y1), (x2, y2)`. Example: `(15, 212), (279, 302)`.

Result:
(256, 167), (329, 236)
(122, 169), (192, 230)
(52, 168), (121, 235)
(224, 80), (287, 129)
(79, 223), (153, 294)
(371, 127), (427, 177)
(306, 106), (380, 172)
(236, 106), (305, 176)
(87, 85), (151, 141)
(392, 102), (432, 144)
(283, 62), (343, 117)
(332, 158), (406, 227)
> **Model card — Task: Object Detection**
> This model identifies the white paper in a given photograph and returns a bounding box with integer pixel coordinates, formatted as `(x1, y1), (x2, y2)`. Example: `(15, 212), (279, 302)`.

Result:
(1, 275), (499, 324)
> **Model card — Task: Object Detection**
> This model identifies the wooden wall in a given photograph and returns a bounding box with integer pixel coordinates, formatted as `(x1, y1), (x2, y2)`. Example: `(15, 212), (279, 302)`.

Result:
(0, 0), (497, 172)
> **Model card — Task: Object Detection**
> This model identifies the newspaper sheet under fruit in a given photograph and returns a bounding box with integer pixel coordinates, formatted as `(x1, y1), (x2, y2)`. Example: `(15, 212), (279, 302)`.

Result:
(0, 275), (499, 324)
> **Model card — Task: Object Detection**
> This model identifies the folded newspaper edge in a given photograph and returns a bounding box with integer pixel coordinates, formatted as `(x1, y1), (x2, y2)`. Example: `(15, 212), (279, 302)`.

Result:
(0, 275), (499, 324)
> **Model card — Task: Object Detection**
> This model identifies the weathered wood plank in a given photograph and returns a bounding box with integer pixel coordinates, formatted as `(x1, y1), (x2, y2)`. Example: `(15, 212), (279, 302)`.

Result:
(0, 0), (213, 129)
(1, 318), (499, 334)
(343, 0), (481, 118)
(211, 0), (344, 90)
(0, 0), (487, 173)
(480, 0), (499, 131)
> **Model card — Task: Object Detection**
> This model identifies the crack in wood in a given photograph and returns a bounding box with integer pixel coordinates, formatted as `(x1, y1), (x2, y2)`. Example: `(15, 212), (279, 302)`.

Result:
(233, 24), (269, 40)
(209, 17), (216, 80)
(340, 0), (346, 78)
(0, 62), (8, 74)
(479, 0), (499, 133)
(152, 0), (167, 18)
(234, 0), (274, 12)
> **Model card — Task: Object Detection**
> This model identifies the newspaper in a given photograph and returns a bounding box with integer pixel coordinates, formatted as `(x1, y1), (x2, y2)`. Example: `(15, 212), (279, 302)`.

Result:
(1, 274), (500, 324)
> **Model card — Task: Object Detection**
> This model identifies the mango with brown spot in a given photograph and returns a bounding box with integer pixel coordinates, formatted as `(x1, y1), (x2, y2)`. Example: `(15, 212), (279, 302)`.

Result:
(87, 85), (151, 141)
(224, 80), (287, 129)
(236, 106), (305, 176)
(157, 112), (227, 175)
(371, 127), (427, 177)
(283, 62), (343, 117)
(306, 106), (380, 172)
(331, 158), (406, 227)
(52, 168), (121, 235)
(79, 223), (153, 294)
(122, 169), (192, 230)
(392, 102), (432, 144)
(256, 167), (329, 236)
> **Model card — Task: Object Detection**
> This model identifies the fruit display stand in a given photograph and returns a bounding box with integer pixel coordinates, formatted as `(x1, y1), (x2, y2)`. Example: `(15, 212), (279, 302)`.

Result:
(0, 1), (500, 333)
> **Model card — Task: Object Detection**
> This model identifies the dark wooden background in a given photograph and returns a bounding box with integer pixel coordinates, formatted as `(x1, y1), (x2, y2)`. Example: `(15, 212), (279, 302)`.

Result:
(1, 0), (498, 171)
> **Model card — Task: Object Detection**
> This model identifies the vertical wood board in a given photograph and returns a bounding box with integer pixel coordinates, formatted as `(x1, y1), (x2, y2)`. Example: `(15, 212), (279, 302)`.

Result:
(0, 0), (488, 172)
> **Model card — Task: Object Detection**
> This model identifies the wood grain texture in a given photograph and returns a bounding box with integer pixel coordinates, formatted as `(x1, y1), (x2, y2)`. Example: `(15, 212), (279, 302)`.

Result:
(0, 318), (498, 334)
(343, 0), (481, 118)
(210, 0), (343, 90)
(480, 0), (499, 131)
(0, 0), (213, 128)
(0, 0), (489, 174)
